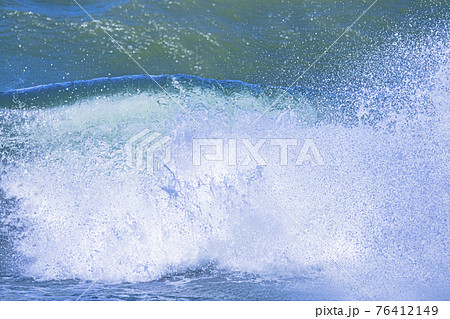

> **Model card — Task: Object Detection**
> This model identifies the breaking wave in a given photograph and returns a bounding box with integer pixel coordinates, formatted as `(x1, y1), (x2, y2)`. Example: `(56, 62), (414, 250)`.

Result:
(0, 34), (448, 300)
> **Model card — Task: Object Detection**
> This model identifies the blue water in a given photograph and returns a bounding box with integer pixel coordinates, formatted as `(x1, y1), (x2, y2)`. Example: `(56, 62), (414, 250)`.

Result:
(0, 1), (449, 300)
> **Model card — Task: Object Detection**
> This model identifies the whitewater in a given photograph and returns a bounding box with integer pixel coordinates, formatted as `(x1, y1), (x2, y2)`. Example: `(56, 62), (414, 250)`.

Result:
(1, 45), (449, 301)
(0, 1), (448, 301)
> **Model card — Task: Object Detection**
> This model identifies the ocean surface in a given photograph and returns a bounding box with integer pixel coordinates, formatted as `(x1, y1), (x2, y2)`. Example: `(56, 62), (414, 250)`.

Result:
(0, 0), (449, 300)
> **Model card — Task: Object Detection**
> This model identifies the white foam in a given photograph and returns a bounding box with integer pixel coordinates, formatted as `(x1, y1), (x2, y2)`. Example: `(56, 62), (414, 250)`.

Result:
(1, 38), (448, 300)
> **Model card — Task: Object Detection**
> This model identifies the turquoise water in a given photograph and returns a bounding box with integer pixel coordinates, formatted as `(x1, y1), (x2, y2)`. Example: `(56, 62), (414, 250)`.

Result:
(1, 0), (447, 91)
(0, 1), (449, 300)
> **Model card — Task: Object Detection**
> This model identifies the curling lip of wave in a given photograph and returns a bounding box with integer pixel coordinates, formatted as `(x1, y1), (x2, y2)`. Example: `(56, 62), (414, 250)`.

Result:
(0, 74), (329, 109)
